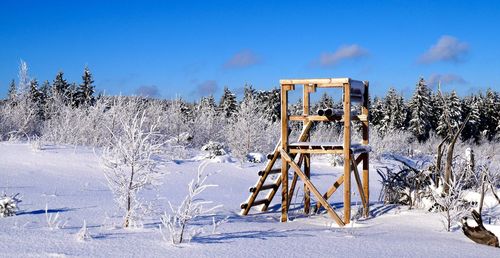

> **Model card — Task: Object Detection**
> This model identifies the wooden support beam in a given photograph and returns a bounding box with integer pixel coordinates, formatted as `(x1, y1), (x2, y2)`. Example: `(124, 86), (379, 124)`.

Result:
(280, 78), (350, 87)
(280, 84), (290, 222)
(351, 155), (368, 214)
(280, 149), (345, 226)
(362, 81), (370, 217)
(316, 175), (344, 211)
(343, 82), (352, 224)
(287, 154), (304, 208)
(304, 153), (311, 214)
(289, 149), (345, 155)
(288, 114), (367, 122)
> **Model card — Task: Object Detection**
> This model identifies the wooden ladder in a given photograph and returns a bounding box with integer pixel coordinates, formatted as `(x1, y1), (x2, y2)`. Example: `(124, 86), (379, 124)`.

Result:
(240, 121), (313, 215)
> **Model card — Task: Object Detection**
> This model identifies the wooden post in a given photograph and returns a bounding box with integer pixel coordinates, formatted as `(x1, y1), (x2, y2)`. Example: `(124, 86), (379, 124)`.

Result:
(304, 154), (311, 214)
(303, 84), (314, 214)
(343, 82), (352, 224)
(362, 81), (370, 217)
(280, 84), (293, 222)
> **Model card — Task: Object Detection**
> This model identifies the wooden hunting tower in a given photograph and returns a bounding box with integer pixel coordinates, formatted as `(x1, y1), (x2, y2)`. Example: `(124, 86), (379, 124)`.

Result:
(240, 78), (370, 226)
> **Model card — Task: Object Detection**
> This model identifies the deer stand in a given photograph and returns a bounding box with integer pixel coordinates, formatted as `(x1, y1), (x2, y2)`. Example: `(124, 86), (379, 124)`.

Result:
(240, 78), (370, 226)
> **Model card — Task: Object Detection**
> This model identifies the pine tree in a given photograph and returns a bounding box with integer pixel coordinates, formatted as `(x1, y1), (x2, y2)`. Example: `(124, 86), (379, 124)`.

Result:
(370, 96), (384, 128)
(382, 88), (407, 132)
(436, 91), (462, 137)
(38, 80), (51, 120)
(429, 92), (443, 131)
(7, 79), (16, 102)
(315, 92), (334, 111)
(219, 86), (238, 119)
(259, 88), (280, 122)
(408, 77), (432, 142)
(52, 71), (71, 104)
(243, 84), (256, 101)
(461, 95), (481, 142)
(76, 66), (95, 107)
(480, 89), (500, 140)
(28, 79), (41, 104)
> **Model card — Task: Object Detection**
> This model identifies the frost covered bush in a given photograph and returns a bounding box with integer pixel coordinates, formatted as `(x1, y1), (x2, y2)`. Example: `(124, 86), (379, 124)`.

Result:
(246, 152), (265, 163)
(102, 109), (164, 228)
(45, 203), (66, 230)
(160, 161), (221, 245)
(201, 141), (226, 158)
(227, 94), (278, 164)
(0, 193), (21, 217)
(76, 220), (92, 242)
(369, 129), (414, 160)
(430, 174), (471, 232)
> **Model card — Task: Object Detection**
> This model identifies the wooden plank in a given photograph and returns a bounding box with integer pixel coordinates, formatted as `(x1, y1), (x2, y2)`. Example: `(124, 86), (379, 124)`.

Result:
(280, 78), (350, 86)
(303, 83), (310, 116)
(351, 155), (368, 213)
(240, 199), (269, 209)
(280, 84), (289, 222)
(288, 115), (367, 122)
(362, 81), (370, 217)
(316, 175), (344, 211)
(343, 82), (352, 224)
(304, 153), (311, 214)
(289, 149), (345, 155)
(249, 184), (278, 192)
(280, 149), (345, 226)
(258, 168), (281, 176)
(287, 154), (304, 208)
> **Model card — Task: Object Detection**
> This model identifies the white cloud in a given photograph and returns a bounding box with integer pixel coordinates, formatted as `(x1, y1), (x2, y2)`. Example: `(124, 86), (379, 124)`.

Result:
(196, 80), (218, 96)
(419, 35), (469, 64)
(134, 85), (160, 98)
(318, 44), (368, 67)
(428, 73), (467, 87)
(223, 50), (260, 69)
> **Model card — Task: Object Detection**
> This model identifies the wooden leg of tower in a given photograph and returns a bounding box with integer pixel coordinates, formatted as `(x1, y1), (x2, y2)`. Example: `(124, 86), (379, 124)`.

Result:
(343, 82), (352, 224)
(304, 154), (311, 214)
(362, 81), (370, 218)
(281, 160), (288, 222)
(363, 153), (369, 217)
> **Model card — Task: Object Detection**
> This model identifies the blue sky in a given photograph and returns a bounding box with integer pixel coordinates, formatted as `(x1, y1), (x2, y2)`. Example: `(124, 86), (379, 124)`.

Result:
(1, 0), (499, 100)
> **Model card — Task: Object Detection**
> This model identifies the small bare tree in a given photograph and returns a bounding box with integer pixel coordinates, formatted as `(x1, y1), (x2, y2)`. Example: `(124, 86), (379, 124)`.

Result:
(102, 110), (163, 228)
(159, 161), (221, 245)
(430, 172), (470, 232)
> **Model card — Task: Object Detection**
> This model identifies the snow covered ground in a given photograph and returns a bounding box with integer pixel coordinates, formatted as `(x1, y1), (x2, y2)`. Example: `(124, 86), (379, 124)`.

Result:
(0, 142), (498, 257)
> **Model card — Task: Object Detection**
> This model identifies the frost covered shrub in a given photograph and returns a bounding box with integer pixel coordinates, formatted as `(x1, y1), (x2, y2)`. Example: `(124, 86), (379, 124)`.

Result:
(102, 109), (164, 228)
(160, 161), (221, 245)
(76, 220), (92, 242)
(201, 141), (226, 158)
(370, 129), (413, 160)
(429, 174), (471, 232)
(227, 95), (278, 164)
(0, 193), (21, 217)
(246, 152), (265, 163)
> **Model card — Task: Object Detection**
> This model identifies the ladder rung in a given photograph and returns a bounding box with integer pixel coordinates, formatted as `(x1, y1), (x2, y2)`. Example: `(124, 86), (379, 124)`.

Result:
(258, 168), (281, 176)
(240, 199), (269, 209)
(267, 153), (280, 160)
(249, 184), (278, 193)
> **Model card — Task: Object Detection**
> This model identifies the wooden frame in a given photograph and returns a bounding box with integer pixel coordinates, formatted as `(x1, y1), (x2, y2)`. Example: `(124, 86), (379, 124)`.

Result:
(240, 78), (370, 227)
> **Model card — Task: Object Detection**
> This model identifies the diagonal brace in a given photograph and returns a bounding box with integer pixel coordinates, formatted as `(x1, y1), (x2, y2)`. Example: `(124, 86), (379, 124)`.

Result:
(280, 149), (345, 226)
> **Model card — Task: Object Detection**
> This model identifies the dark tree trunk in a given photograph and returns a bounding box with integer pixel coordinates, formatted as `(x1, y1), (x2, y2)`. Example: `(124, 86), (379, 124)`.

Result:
(462, 210), (499, 247)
